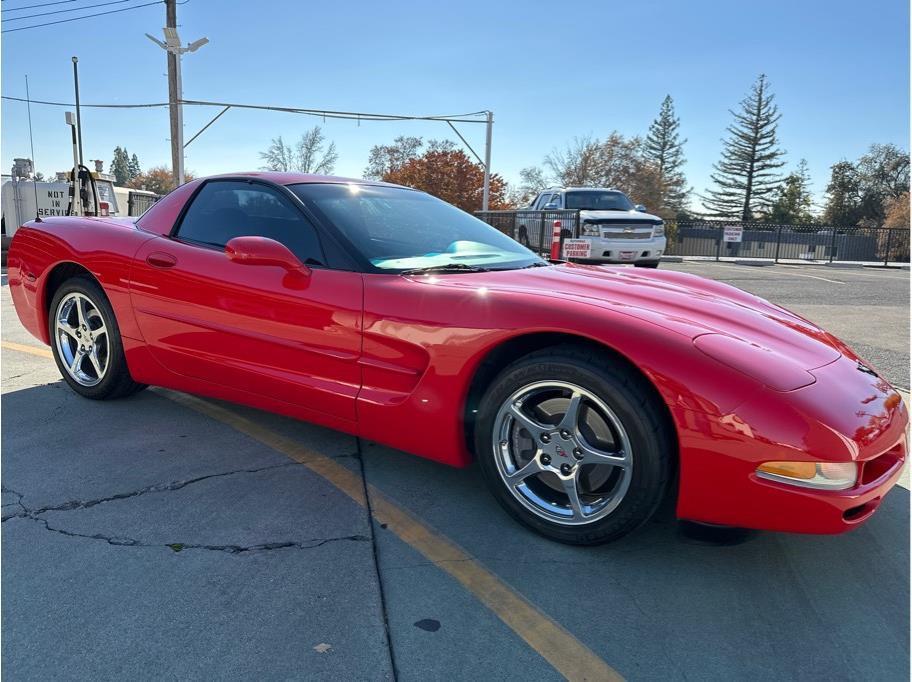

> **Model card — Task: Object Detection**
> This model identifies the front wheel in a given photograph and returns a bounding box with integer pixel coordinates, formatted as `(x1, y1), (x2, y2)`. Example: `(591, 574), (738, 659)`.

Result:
(475, 345), (674, 544)
(48, 277), (146, 400)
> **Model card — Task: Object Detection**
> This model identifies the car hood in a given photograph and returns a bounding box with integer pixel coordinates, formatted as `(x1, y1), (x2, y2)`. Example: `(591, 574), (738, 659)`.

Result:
(412, 263), (844, 374)
(579, 209), (662, 223)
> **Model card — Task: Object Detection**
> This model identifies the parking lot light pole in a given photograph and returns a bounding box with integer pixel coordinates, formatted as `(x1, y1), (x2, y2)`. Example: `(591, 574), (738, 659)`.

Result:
(482, 110), (493, 211)
(71, 57), (84, 168)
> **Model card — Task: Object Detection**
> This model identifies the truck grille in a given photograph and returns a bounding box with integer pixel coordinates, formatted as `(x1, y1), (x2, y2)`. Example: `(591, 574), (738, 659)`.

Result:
(601, 228), (652, 240)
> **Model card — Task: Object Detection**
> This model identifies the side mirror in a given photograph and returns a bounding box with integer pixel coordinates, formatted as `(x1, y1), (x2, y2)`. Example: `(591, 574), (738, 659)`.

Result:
(544, 202), (559, 210)
(635, 204), (647, 213)
(225, 236), (309, 273)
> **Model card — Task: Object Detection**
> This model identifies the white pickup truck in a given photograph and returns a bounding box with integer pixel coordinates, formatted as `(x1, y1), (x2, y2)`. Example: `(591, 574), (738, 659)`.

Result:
(516, 187), (666, 268)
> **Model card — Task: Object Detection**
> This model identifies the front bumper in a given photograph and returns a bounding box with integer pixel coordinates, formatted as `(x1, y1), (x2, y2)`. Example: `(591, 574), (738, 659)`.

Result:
(574, 236), (666, 263)
(675, 353), (908, 534)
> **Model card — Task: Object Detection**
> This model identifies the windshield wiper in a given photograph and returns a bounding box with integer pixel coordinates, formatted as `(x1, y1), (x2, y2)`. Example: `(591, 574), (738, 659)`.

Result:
(400, 263), (491, 275)
(517, 261), (551, 269)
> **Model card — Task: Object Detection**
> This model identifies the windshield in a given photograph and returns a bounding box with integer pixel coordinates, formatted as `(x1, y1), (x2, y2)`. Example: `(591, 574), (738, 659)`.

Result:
(564, 191), (633, 211)
(290, 183), (544, 272)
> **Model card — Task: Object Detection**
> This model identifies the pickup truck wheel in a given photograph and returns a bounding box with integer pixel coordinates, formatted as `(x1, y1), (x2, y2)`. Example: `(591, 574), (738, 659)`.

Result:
(475, 345), (673, 545)
(516, 225), (530, 247)
(48, 277), (146, 400)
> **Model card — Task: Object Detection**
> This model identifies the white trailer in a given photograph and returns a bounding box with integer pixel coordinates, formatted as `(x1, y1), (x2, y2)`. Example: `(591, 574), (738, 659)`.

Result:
(2, 176), (158, 237)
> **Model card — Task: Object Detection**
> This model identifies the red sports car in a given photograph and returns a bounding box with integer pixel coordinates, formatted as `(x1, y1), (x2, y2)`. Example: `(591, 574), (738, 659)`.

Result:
(7, 173), (907, 544)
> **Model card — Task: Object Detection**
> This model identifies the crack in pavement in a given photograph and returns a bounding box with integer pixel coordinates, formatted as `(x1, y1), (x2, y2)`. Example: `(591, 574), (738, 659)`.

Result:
(1, 463), (370, 555)
(2, 462), (298, 520)
(15, 515), (369, 554)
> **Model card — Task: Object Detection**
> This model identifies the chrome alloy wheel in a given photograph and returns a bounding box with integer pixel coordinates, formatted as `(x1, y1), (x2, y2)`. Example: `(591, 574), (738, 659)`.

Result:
(54, 292), (109, 387)
(492, 381), (633, 526)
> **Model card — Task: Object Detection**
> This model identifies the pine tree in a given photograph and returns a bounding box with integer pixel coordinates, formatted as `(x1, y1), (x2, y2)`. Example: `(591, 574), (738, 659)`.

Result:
(643, 95), (688, 212)
(703, 75), (786, 220)
(128, 153), (141, 181)
(110, 146), (130, 185)
(767, 159), (814, 223)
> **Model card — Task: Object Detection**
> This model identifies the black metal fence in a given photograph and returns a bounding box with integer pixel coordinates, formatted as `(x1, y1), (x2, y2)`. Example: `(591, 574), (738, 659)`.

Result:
(475, 210), (581, 257)
(665, 221), (910, 266)
(474, 211), (910, 265)
(126, 191), (160, 217)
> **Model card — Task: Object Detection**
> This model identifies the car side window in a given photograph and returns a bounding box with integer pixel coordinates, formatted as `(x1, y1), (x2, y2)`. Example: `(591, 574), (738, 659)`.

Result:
(535, 193), (552, 210)
(175, 181), (325, 265)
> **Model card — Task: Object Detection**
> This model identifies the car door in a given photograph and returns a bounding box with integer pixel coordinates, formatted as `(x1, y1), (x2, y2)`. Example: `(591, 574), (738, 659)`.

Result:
(130, 179), (362, 422)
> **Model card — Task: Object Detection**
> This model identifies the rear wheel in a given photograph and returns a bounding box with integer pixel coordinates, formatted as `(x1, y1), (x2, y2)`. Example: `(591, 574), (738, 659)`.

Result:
(49, 277), (146, 400)
(475, 345), (673, 544)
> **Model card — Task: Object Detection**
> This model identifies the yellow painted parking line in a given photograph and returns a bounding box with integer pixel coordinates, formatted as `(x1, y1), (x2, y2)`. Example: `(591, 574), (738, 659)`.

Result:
(159, 389), (622, 682)
(0, 339), (621, 681)
(1, 341), (52, 358)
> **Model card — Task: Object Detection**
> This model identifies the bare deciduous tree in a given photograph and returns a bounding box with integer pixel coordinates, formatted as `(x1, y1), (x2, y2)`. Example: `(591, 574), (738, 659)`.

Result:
(364, 136), (424, 179)
(259, 126), (338, 174)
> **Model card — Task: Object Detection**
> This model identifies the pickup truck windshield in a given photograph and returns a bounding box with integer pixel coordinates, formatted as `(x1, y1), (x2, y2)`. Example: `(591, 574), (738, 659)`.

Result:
(290, 183), (544, 272)
(565, 191), (633, 211)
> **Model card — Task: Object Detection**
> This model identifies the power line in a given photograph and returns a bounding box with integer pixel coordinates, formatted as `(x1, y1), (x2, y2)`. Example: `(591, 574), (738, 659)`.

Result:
(3, 0), (79, 12)
(0, 94), (490, 123)
(5, 0), (134, 22)
(2, 95), (168, 108)
(2, 0), (161, 32)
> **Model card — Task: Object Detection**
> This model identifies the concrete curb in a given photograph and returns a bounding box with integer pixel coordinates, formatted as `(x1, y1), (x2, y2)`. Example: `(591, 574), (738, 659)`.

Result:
(824, 262), (865, 269)
(667, 256), (910, 270)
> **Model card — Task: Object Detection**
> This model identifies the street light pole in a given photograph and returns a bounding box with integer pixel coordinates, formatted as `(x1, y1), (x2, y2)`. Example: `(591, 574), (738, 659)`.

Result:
(71, 56), (84, 168)
(482, 110), (493, 211)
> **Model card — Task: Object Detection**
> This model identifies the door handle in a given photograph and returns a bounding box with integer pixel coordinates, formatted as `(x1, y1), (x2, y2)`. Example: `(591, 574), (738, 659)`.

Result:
(146, 252), (177, 268)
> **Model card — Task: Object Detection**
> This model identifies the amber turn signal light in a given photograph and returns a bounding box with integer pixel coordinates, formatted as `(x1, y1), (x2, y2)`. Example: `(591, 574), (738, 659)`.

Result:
(756, 461), (857, 490)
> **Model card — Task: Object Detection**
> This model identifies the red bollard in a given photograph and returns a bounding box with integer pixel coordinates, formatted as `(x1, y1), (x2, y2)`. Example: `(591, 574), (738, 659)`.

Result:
(549, 220), (562, 260)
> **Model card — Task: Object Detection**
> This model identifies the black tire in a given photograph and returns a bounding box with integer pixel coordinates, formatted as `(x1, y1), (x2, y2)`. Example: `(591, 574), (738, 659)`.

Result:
(634, 261), (660, 268)
(48, 276), (146, 400)
(517, 225), (530, 247)
(474, 344), (674, 545)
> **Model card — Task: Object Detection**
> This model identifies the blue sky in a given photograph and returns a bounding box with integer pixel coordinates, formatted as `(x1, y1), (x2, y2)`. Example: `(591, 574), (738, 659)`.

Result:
(2, 0), (908, 208)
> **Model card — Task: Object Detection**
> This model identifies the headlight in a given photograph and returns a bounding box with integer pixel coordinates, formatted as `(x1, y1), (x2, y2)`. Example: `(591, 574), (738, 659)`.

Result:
(581, 224), (600, 236)
(756, 461), (857, 490)
(653, 223), (665, 237)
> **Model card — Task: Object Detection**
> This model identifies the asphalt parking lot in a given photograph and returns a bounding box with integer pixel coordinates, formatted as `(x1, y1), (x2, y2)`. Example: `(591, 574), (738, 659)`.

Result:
(2, 261), (909, 681)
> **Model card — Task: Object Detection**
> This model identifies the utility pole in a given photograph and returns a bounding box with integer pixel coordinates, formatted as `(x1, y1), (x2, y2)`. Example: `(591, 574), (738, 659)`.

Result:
(149, 2), (207, 188)
(165, 0), (181, 187)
